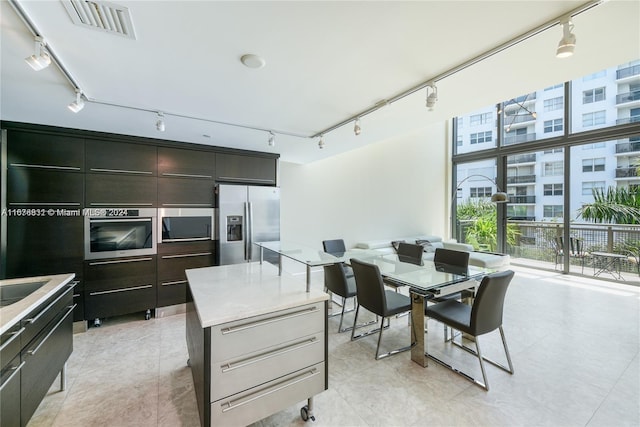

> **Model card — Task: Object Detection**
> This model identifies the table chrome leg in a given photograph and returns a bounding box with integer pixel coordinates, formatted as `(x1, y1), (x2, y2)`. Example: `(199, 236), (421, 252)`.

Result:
(306, 264), (311, 292)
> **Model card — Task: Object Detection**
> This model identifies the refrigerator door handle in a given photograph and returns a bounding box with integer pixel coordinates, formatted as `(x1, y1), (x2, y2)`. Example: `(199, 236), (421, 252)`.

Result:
(244, 202), (249, 261)
(247, 202), (253, 260)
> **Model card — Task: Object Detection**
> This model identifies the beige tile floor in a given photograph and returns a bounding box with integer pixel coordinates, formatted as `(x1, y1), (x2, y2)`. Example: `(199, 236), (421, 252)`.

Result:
(27, 265), (639, 427)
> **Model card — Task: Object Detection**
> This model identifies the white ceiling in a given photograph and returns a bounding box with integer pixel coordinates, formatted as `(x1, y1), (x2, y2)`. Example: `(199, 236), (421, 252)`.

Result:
(1, 1), (639, 164)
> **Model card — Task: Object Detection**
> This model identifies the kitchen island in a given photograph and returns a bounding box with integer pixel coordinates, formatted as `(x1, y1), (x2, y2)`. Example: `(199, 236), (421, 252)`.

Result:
(185, 262), (328, 426)
(0, 273), (76, 427)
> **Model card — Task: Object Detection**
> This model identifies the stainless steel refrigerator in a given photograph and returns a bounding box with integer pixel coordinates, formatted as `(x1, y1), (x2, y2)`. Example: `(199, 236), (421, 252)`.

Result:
(216, 184), (280, 265)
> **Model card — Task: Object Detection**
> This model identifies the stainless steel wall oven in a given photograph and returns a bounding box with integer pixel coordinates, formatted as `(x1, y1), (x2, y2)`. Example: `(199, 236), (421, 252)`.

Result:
(84, 208), (157, 259)
(158, 208), (216, 243)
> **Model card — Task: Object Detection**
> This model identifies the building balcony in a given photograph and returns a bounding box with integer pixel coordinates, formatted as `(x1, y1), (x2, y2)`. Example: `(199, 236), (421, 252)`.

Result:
(615, 140), (640, 154)
(510, 195), (536, 204)
(615, 167), (638, 178)
(507, 153), (537, 164)
(616, 116), (640, 125)
(504, 113), (536, 127)
(507, 174), (536, 184)
(616, 64), (640, 81)
(616, 90), (640, 106)
(506, 215), (536, 221)
(503, 93), (536, 109)
(503, 133), (537, 146)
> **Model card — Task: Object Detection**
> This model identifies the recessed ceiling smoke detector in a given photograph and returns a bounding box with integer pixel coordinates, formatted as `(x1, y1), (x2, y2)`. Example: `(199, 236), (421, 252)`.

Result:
(240, 54), (266, 69)
(62, 0), (136, 39)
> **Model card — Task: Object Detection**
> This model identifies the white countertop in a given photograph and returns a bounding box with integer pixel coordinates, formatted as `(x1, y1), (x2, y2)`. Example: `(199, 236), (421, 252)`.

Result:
(186, 262), (328, 328)
(0, 273), (76, 335)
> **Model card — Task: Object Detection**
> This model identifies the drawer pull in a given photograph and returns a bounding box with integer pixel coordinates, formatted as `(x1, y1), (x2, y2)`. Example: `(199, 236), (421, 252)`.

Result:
(161, 280), (187, 286)
(161, 172), (212, 179)
(89, 284), (152, 296)
(221, 368), (319, 413)
(162, 238), (212, 243)
(161, 252), (212, 259)
(217, 177), (274, 184)
(26, 304), (75, 357)
(9, 202), (81, 206)
(221, 337), (317, 373)
(9, 163), (81, 171)
(0, 361), (26, 392)
(24, 286), (74, 324)
(89, 203), (154, 207)
(161, 203), (212, 207)
(89, 257), (153, 266)
(220, 306), (318, 335)
(0, 327), (25, 352)
(90, 168), (153, 175)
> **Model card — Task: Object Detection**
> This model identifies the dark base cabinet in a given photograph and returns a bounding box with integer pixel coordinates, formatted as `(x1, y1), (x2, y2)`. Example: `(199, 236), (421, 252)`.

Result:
(84, 256), (157, 322)
(157, 241), (215, 307)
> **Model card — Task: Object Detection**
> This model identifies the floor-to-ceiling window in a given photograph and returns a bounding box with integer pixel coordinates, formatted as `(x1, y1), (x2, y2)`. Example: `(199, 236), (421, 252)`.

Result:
(452, 59), (640, 282)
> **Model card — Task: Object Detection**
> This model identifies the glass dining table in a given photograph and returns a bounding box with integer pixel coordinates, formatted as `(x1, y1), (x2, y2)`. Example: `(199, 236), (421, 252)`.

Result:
(255, 241), (490, 367)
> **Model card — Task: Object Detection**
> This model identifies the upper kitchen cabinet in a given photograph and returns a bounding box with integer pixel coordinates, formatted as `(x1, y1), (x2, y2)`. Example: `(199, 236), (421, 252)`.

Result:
(7, 130), (84, 172)
(215, 153), (277, 185)
(86, 140), (157, 176)
(158, 147), (215, 179)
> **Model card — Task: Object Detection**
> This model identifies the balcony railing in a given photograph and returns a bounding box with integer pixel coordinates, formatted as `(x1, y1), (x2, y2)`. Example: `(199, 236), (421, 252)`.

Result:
(507, 174), (536, 184)
(509, 195), (536, 204)
(507, 153), (537, 164)
(615, 141), (640, 154)
(616, 64), (640, 80)
(504, 113), (536, 126)
(503, 133), (537, 145)
(616, 116), (640, 125)
(616, 90), (640, 105)
(615, 167), (638, 178)
(503, 93), (537, 107)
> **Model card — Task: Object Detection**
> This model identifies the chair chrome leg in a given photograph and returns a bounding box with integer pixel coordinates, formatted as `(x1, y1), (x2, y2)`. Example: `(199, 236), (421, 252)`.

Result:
(475, 336), (489, 391)
(499, 326), (514, 374)
(349, 305), (381, 339)
(374, 314), (415, 360)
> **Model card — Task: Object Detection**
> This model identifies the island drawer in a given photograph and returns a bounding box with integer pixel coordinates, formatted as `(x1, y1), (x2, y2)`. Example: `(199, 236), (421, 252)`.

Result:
(210, 302), (324, 362)
(210, 331), (324, 401)
(210, 362), (325, 427)
(21, 284), (74, 347)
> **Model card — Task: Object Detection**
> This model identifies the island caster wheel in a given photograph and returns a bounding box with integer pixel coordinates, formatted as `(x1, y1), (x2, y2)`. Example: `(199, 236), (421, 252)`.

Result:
(300, 405), (315, 422)
(93, 318), (101, 327)
(145, 309), (151, 320)
(187, 358), (191, 367)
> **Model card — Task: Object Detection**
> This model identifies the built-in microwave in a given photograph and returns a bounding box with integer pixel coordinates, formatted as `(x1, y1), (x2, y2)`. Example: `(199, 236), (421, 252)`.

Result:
(84, 208), (157, 260)
(158, 208), (216, 243)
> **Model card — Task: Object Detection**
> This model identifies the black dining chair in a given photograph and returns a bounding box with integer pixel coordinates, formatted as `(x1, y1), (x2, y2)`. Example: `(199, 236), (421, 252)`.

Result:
(349, 258), (416, 360)
(322, 239), (353, 277)
(323, 262), (376, 333)
(396, 242), (424, 266)
(425, 269), (515, 391)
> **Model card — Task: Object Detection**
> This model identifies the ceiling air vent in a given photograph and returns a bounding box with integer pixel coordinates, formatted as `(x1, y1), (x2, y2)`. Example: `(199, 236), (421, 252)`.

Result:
(61, 0), (136, 39)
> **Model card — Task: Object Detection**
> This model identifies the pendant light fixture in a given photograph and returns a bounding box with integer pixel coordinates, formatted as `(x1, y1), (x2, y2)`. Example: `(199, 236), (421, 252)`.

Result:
(25, 36), (51, 71)
(68, 89), (85, 113)
(556, 17), (576, 58)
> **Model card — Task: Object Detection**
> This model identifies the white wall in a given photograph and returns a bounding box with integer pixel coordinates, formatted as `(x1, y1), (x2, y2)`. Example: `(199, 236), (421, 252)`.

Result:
(279, 121), (450, 252)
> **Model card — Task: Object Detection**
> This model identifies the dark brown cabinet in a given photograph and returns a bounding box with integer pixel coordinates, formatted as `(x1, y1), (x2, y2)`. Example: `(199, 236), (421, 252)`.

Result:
(216, 153), (277, 185)
(158, 177), (215, 207)
(157, 241), (215, 307)
(158, 147), (215, 179)
(84, 256), (157, 323)
(85, 173), (157, 207)
(7, 130), (84, 172)
(7, 169), (83, 207)
(86, 140), (157, 176)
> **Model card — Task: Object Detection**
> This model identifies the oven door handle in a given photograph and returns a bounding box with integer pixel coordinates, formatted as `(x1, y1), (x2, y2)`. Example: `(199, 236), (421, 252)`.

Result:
(90, 218), (152, 223)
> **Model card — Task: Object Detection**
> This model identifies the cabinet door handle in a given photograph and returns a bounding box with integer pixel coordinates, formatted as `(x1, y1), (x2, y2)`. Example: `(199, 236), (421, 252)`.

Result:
(161, 280), (187, 286)
(26, 304), (75, 356)
(161, 237), (211, 243)
(220, 337), (318, 373)
(9, 202), (80, 206)
(89, 203), (154, 207)
(161, 172), (212, 179)
(89, 257), (153, 266)
(220, 367), (320, 413)
(161, 204), (212, 207)
(9, 163), (81, 171)
(90, 168), (153, 175)
(217, 176), (275, 184)
(161, 252), (212, 259)
(0, 361), (26, 392)
(220, 306), (318, 335)
(0, 327), (25, 352)
(24, 286), (74, 324)
(89, 284), (152, 296)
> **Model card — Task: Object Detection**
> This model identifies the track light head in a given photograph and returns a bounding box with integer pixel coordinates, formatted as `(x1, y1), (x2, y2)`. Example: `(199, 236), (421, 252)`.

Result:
(25, 36), (51, 71)
(68, 89), (85, 113)
(556, 18), (576, 58)
(268, 131), (275, 146)
(318, 135), (325, 149)
(354, 118), (361, 136)
(156, 112), (165, 132)
(425, 83), (438, 110)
